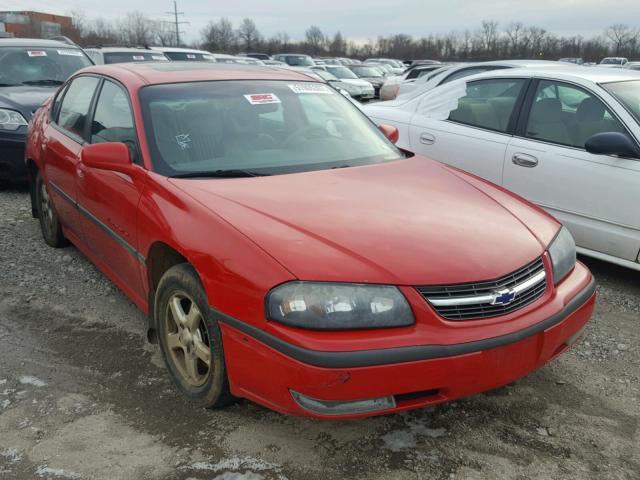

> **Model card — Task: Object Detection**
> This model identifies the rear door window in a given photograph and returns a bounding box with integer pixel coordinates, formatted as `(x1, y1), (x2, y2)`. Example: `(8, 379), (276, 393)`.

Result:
(448, 78), (526, 133)
(57, 76), (100, 141)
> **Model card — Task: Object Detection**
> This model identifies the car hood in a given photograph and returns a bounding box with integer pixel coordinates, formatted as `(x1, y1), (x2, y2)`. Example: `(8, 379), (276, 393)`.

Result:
(0, 86), (56, 118)
(171, 157), (555, 285)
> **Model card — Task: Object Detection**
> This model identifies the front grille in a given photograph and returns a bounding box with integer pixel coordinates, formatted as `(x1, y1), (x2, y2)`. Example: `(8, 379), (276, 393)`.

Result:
(417, 257), (547, 321)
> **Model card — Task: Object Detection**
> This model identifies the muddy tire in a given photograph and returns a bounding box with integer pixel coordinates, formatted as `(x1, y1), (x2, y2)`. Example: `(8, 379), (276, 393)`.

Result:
(35, 172), (68, 248)
(155, 263), (234, 408)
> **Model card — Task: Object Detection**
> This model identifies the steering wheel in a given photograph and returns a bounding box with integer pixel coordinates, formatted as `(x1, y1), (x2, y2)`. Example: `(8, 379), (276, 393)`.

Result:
(282, 126), (329, 147)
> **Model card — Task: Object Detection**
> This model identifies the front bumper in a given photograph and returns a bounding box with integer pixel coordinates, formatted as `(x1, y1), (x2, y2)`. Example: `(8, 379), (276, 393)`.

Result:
(218, 263), (596, 419)
(0, 130), (28, 181)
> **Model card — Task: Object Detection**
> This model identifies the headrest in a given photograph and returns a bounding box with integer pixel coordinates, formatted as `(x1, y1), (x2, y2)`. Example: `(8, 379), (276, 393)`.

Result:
(576, 97), (605, 122)
(530, 98), (562, 122)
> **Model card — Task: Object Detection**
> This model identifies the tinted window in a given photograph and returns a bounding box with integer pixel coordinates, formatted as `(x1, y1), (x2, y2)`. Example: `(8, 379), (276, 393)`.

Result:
(526, 80), (626, 148)
(448, 78), (525, 133)
(90, 80), (140, 163)
(0, 47), (92, 86)
(58, 76), (100, 139)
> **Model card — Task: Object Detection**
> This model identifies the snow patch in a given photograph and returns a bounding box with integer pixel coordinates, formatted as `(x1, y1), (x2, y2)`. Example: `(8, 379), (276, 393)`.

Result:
(183, 456), (286, 479)
(1, 448), (23, 464)
(382, 415), (448, 452)
(1, 399), (10, 409)
(35, 466), (81, 479)
(19, 376), (47, 387)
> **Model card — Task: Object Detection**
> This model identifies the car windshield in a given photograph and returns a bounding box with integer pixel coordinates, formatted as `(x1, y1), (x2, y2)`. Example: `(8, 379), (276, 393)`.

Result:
(282, 55), (314, 66)
(601, 58), (624, 65)
(164, 52), (215, 62)
(350, 66), (383, 78)
(140, 80), (403, 177)
(326, 66), (358, 79)
(602, 80), (640, 123)
(0, 46), (92, 86)
(314, 70), (339, 82)
(104, 51), (168, 64)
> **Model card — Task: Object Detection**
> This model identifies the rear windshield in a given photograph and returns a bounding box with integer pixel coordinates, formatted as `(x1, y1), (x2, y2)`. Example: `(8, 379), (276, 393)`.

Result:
(164, 52), (215, 62)
(281, 55), (314, 66)
(325, 66), (358, 79)
(0, 46), (92, 86)
(140, 80), (403, 177)
(104, 52), (168, 64)
(351, 66), (384, 78)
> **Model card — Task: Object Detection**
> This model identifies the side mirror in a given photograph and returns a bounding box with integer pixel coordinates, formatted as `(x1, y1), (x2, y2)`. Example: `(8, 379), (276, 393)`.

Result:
(378, 124), (399, 144)
(81, 142), (132, 172)
(585, 132), (640, 159)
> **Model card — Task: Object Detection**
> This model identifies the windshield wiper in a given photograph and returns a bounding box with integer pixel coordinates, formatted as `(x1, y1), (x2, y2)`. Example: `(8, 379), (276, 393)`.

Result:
(170, 169), (270, 179)
(21, 79), (64, 86)
(0, 82), (19, 87)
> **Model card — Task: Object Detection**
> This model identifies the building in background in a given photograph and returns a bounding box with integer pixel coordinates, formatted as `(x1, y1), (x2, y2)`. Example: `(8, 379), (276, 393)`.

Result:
(0, 11), (78, 41)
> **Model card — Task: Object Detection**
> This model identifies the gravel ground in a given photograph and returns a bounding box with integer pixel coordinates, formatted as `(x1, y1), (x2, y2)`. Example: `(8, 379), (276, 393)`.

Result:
(0, 185), (638, 480)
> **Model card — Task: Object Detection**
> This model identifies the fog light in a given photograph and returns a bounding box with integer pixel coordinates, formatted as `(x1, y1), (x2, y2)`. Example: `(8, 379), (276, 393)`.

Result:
(290, 390), (395, 416)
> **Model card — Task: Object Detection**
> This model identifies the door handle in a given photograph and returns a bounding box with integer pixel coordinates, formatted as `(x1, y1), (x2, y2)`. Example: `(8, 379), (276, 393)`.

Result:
(420, 132), (435, 145)
(512, 153), (538, 168)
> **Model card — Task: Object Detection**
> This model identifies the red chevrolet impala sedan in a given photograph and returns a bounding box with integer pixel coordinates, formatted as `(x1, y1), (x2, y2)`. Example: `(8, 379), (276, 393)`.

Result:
(25, 63), (595, 419)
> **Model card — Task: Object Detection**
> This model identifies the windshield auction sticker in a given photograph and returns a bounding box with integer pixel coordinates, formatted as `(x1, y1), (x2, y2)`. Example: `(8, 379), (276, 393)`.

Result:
(244, 93), (281, 105)
(288, 84), (334, 95)
(132, 55), (145, 61)
(57, 49), (83, 56)
(27, 51), (47, 57)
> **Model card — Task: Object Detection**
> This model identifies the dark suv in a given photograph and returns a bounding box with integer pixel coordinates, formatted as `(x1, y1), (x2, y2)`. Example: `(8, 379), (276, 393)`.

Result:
(0, 38), (92, 182)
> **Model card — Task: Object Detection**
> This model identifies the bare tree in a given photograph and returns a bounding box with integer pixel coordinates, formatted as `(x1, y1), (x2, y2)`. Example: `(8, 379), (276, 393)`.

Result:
(201, 18), (236, 52)
(305, 25), (326, 54)
(504, 21), (524, 56)
(481, 20), (499, 55)
(237, 18), (261, 51)
(329, 31), (346, 56)
(606, 24), (636, 55)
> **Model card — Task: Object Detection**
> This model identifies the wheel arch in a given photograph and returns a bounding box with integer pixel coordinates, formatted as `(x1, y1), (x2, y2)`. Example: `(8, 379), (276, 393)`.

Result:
(145, 240), (202, 343)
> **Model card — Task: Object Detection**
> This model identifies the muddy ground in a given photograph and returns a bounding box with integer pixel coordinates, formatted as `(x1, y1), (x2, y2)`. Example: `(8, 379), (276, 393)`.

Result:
(0, 186), (638, 480)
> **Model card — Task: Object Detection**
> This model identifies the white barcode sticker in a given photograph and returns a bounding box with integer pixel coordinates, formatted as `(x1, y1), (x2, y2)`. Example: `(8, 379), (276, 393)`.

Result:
(288, 83), (334, 95)
(57, 49), (83, 57)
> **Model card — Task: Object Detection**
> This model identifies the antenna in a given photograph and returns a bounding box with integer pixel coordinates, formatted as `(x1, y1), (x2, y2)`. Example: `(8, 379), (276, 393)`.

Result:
(164, 1), (189, 46)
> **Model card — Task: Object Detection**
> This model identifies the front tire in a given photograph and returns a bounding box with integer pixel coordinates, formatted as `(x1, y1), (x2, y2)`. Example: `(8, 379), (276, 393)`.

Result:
(35, 172), (68, 248)
(155, 263), (234, 408)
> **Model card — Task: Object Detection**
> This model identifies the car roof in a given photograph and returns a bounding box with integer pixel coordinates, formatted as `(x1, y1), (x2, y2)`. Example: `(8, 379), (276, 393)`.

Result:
(75, 62), (317, 87)
(150, 46), (211, 55)
(0, 38), (82, 49)
(468, 65), (640, 84)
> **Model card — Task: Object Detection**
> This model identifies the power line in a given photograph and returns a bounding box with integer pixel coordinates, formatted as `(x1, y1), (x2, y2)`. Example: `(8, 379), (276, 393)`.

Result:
(164, 1), (189, 46)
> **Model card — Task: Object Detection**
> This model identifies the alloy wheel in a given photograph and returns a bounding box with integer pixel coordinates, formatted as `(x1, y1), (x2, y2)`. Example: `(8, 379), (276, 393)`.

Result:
(164, 292), (212, 387)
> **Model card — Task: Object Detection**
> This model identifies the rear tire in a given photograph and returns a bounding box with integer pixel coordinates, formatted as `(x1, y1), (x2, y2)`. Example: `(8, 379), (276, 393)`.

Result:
(35, 172), (68, 248)
(155, 263), (235, 408)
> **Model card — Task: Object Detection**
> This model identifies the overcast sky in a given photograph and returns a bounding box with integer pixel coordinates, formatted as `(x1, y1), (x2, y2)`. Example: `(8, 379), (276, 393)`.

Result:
(5, 0), (640, 44)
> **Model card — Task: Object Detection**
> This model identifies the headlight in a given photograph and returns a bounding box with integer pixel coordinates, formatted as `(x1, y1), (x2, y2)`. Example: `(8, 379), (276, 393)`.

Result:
(548, 227), (576, 284)
(0, 108), (28, 131)
(266, 282), (415, 330)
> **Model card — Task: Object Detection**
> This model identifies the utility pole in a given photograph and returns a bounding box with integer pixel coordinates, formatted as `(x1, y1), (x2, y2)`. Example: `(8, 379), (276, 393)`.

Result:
(165, 1), (188, 46)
